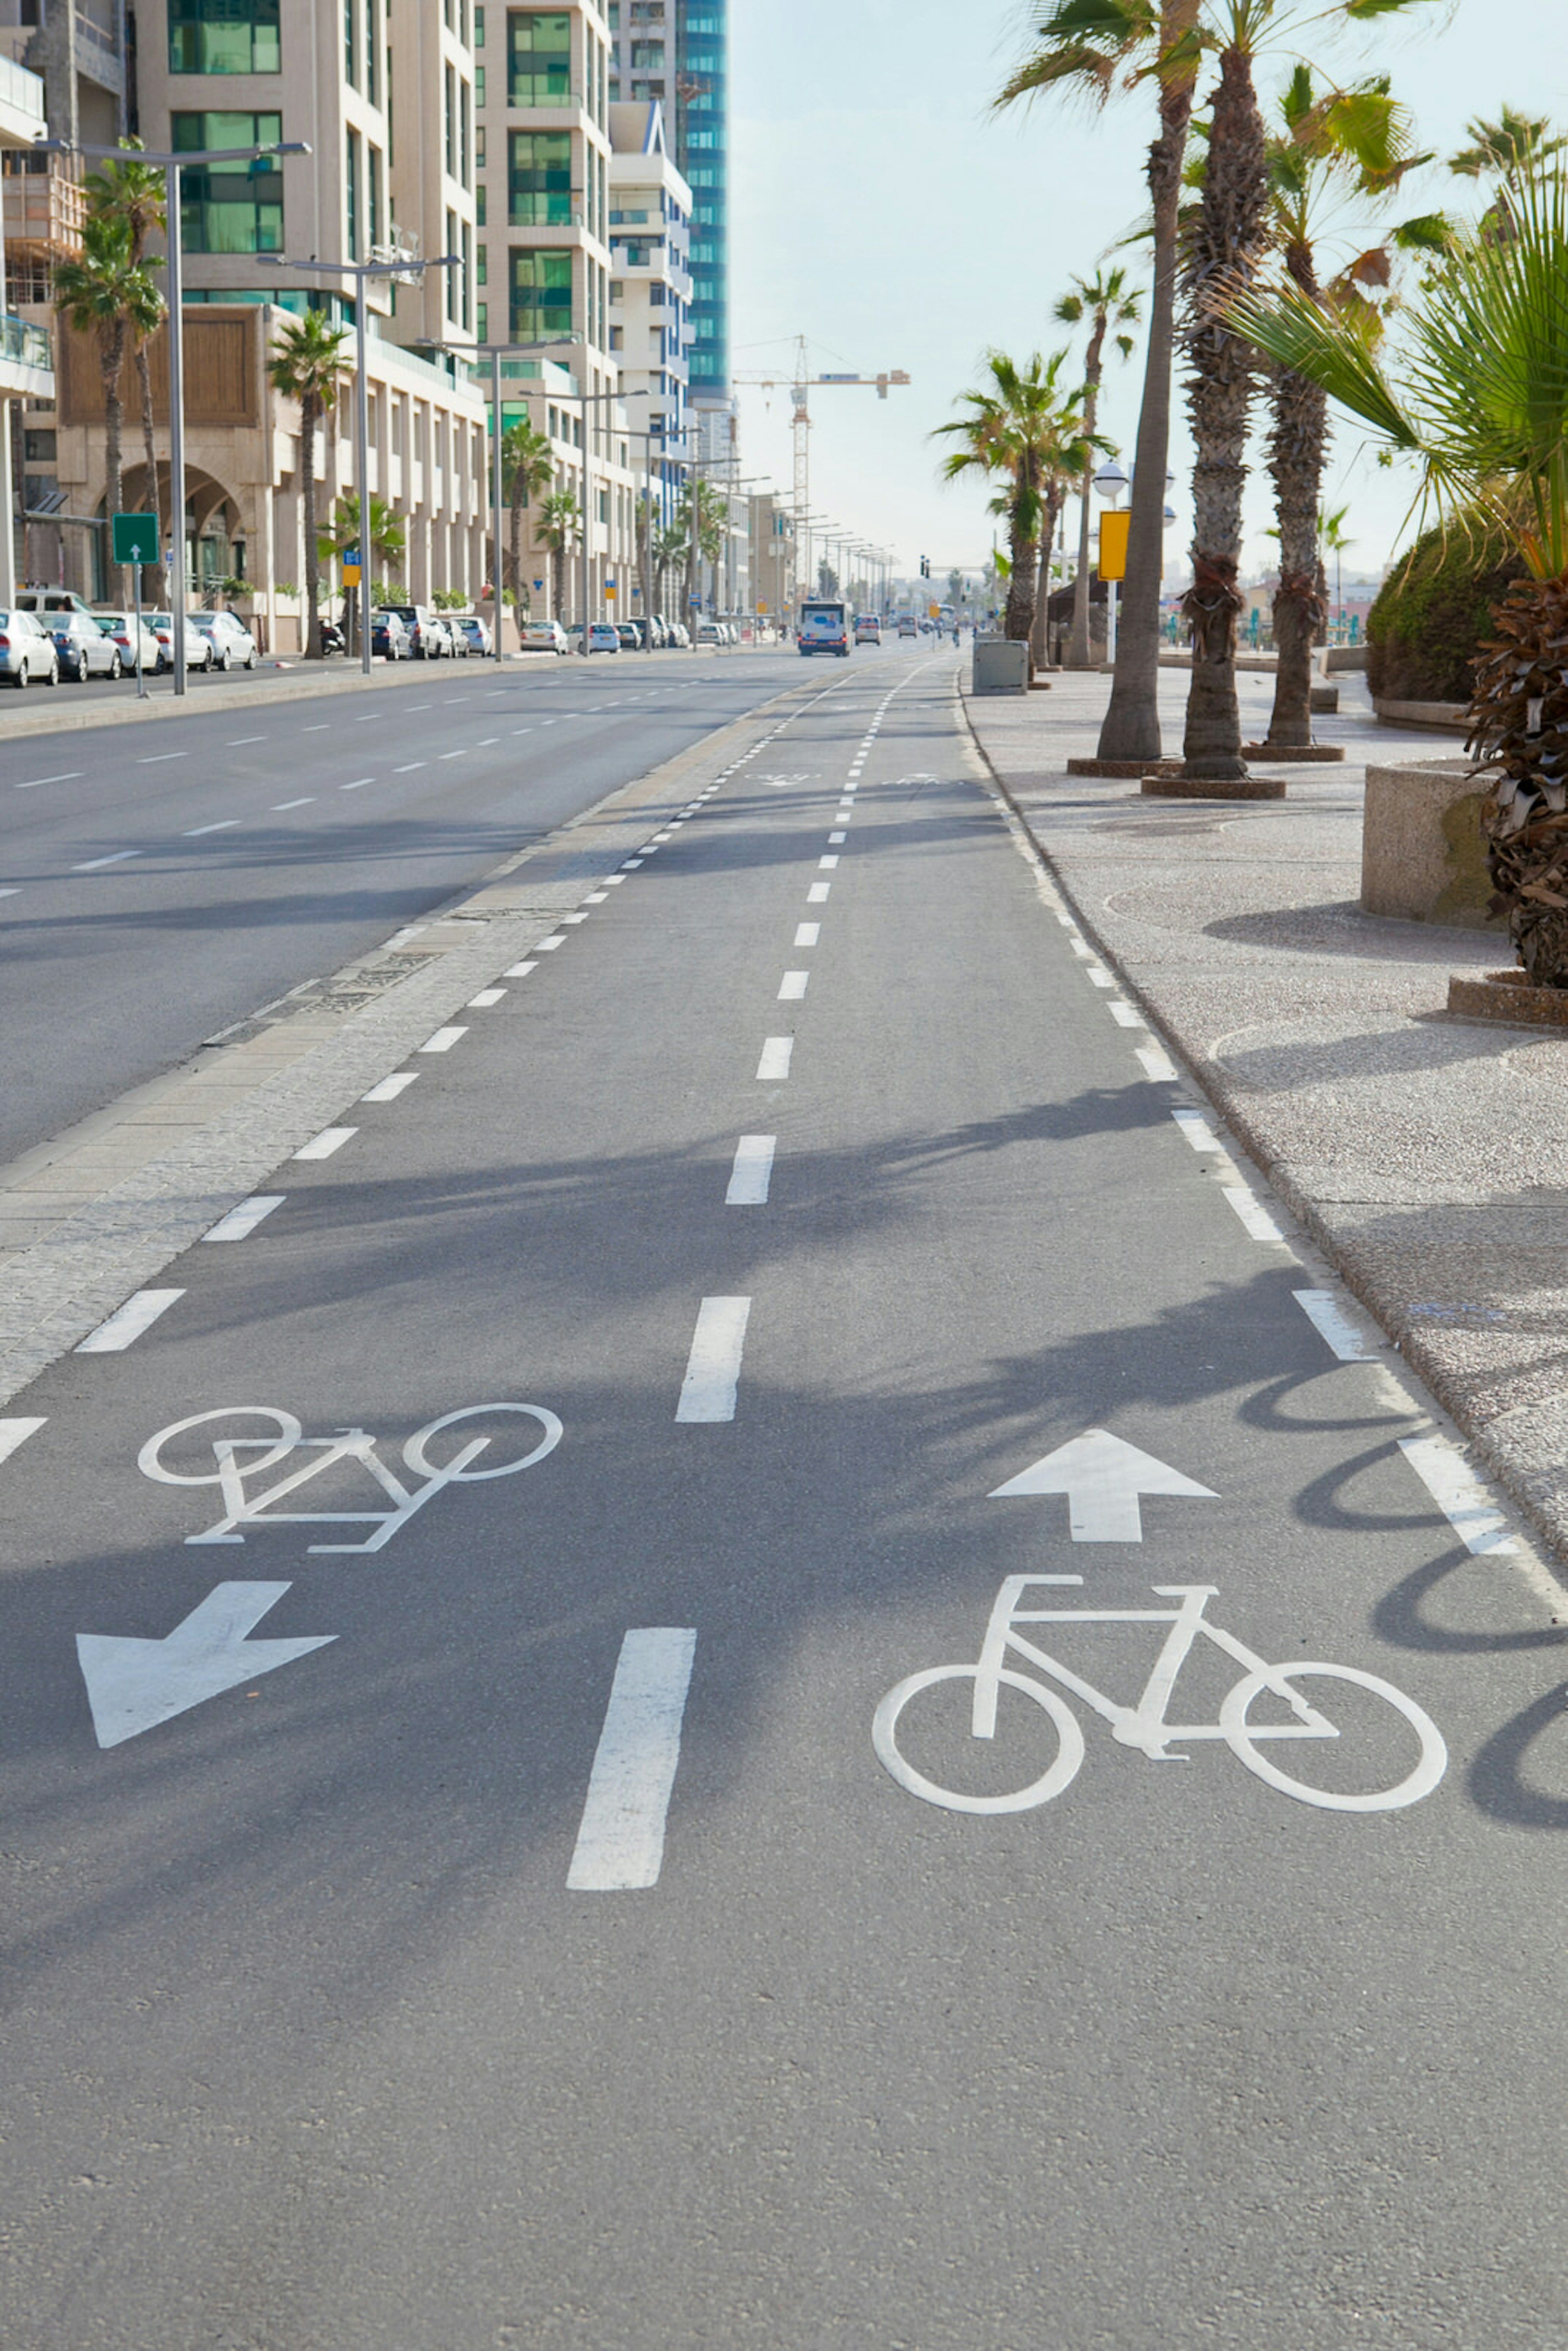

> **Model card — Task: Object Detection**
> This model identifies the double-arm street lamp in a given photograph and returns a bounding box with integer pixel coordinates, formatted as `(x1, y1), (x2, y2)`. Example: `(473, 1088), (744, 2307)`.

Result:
(263, 251), (461, 673)
(37, 132), (311, 695)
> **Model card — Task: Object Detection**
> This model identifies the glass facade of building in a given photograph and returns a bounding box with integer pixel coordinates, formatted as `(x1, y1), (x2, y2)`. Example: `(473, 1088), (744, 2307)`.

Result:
(172, 112), (285, 252)
(169, 0), (282, 75)
(675, 2), (726, 398)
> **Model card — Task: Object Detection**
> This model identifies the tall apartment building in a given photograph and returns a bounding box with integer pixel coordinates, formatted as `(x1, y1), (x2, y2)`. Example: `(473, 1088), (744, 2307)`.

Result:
(605, 0), (726, 430)
(606, 97), (688, 521)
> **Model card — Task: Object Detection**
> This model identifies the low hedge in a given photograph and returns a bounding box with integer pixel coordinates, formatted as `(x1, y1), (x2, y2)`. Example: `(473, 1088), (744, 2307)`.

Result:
(1367, 518), (1528, 705)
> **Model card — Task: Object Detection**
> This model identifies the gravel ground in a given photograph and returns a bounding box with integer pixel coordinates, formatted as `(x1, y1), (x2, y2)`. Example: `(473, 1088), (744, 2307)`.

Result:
(961, 662), (1568, 1563)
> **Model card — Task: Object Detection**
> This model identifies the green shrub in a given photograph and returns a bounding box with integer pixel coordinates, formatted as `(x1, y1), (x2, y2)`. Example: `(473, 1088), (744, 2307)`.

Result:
(1367, 517), (1528, 704)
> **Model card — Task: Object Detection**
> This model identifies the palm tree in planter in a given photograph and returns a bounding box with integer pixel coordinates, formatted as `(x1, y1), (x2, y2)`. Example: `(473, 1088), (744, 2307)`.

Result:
(1055, 269), (1142, 668)
(268, 309), (350, 658)
(86, 143), (169, 604)
(53, 215), (163, 600)
(934, 349), (1085, 656)
(502, 419), (553, 608)
(1231, 163), (1568, 986)
(537, 486), (581, 621)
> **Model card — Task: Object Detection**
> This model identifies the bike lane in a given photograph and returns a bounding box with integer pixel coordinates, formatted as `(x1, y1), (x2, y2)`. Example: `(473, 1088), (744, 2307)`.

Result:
(0, 663), (1565, 2347)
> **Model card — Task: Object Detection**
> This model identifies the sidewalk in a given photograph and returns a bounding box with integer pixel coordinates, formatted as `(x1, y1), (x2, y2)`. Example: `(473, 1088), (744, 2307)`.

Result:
(960, 665), (1568, 1563)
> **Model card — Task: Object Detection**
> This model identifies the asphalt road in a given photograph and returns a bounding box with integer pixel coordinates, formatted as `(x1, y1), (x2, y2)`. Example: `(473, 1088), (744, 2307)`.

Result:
(2, 656), (1566, 2348)
(0, 647), (805, 1167)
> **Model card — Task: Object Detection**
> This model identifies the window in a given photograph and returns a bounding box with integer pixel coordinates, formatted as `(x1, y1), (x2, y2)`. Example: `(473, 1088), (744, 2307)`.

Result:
(445, 66), (455, 176)
(347, 127), (361, 259)
(477, 243), (488, 285)
(345, 0), (356, 85)
(173, 113), (284, 252)
(477, 181), (487, 225)
(477, 302), (488, 341)
(508, 130), (571, 225)
(169, 0), (281, 73)
(475, 4), (486, 42)
(511, 248), (572, 342)
(366, 0), (377, 102)
(462, 220), (473, 329)
(477, 124), (486, 165)
(476, 65), (486, 106)
(508, 10), (571, 105)
(608, 325), (622, 351)
(629, 41), (662, 65)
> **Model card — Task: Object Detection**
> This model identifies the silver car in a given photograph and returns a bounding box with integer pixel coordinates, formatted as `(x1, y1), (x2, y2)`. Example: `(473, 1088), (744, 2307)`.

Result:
(0, 608), (59, 687)
(49, 608), (122, 681)
(189, 610), (258, 670)
(95, 611), (162, 675)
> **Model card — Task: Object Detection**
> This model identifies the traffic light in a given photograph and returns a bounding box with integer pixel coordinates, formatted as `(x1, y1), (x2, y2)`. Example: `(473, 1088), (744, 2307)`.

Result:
(919, 554), (930, 578)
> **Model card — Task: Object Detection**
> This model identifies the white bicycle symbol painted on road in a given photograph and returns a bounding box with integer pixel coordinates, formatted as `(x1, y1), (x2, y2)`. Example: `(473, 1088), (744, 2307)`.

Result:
(873, 1576), (1447, 1816)
(138, 1403), (562, 1553)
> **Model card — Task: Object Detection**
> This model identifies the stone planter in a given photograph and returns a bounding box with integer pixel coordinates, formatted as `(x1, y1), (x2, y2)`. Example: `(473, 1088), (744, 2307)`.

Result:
(1361, 758), (1504, 930)
(1448, 970), (1568, 1026)
(1372, 697), (1469, 732)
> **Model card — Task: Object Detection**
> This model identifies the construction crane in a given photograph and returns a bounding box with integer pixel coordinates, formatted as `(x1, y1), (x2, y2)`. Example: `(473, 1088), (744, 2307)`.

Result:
(734, 338), (910, 596)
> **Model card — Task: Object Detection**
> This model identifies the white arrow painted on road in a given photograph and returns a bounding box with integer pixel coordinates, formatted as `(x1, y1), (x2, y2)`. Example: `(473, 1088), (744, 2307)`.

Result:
(989, 1429), (1216, 1543)
(77, 1582), (336, 1748)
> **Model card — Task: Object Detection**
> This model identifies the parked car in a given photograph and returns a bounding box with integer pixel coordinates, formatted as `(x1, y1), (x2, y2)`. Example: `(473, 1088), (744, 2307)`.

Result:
(454, 614), (492, 656)
(49, 608), (122, 681)
(147, 614), (212, 671)
(0, 608), (58, 687)
(376, 603), (447, 659)
(371, 610), (411, 661)
(16, 589), (96, 623)
(694, 619), (722, 647)
(95, 611), (161, 676)
(616, 623), (641, 650)
(430, 613), (460, 657)
(519, 617), (569, 655)
(189, 609), (257, 670)
(649, 615), (670, 648)
(667, 621), (691, 650)
(585, 621), (620, 653)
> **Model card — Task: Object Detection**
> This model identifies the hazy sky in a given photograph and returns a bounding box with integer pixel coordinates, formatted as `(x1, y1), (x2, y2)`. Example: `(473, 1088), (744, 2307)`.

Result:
(730, 0), (1562, 585)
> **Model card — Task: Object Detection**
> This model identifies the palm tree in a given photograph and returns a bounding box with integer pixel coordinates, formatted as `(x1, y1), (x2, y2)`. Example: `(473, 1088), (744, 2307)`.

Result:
(319, 490), (407, 580)
(53, 216), (163, 600)
(935, 349), (1084, 657)
(87, 142), (169, 603)
(268, 310), (350, 658)
(502, 419), (553, 606)
(677, 477), (727, 617)
(1056, 269), (1143, 668)
(537, 486), (581, 621)
(653, 517), (684, 616)
(1229, 164), (1568, 983)
(1000, 0), (1204, 755)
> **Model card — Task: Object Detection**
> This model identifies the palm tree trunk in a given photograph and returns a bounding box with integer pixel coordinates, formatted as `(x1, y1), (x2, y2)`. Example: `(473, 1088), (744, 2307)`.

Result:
(1096, 0), (1200, 766)
(132, 342), (167, 607)
(1179, 43), (1269, 781)
(1066, 326), (1106, 669)
(100, 320), (127, 601)
(1031, 484), (1062, 668)
(301, 390), (322, 659)
(1264, 363), (1327, 747)
(509, 476), (526, 606)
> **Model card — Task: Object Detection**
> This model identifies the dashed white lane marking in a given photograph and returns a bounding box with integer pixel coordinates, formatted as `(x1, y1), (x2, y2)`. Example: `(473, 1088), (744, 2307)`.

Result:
(18, 771), (82, 787)
(1134, 1044), (1176, 1082)
(566, 1627), (698, 1892)
(419, 1025), (468, 1052)
(1399, 1434), (1519, 1556)
(477, 737), (499, 747)
(828, 831), (847, 844)
(504, 960), (539, 977)
(756, 1037), (793, 1080)
(1294, 1289), (1380, 1361)
(468, 987), (506, 1007)
(819, 854), (840, 870)
(1108, 1001), (1145, 1027)
(183, 820), (241, 836)
(393, 762), (427, 773)
(0, 886), (18, 898)
(136, 752), (187, 765)
(726, 1135), (777, 1205)
(341, 778), (374, 790)
(227, 737), (267, 747)
(293, 1126), (357, 1159)
(362, 1072), (419, 1100)
(73, 849), (142, 871)
(584, 890), (609, 904)
(562, 911), (590, 925)
(1172, 1108), (1223, 1152)
(676, 1296), (752, 1423)
(1221, 1184), (1285, 1243)
(778, 970), (809, 1001)
(602, 875), (626, 885)
(808, 882), (830, 904)
(203, 1194), (285, 1241)
(536, 934), (567, 951)
(0, 1416), (46, 1465)
(272, 797), (315, 809)
(76, 1288), (184, 1352)
(621, 858), (644, 870)
(438, 750), (466, 761)
(302, 724), (331, 733)
(1086, 968), (1114, 989)
(795, 922), (820, 947)
(407, 704), (432, 712)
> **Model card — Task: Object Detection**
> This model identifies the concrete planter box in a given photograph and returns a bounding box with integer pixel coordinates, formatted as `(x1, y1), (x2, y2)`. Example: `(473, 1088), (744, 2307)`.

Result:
(1361, 757), (1504, 930)
(1373, 697), (1469, 733)
(971, 637), (1029, 695)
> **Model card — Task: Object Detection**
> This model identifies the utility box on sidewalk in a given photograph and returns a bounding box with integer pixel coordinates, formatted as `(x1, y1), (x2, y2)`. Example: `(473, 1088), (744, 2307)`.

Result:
(971, 637), (1029, 695)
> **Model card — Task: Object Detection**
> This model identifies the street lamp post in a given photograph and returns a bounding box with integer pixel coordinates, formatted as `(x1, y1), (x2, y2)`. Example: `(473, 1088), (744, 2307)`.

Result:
(38, 133), (312, 695)
(1092, 459), (1129, 666)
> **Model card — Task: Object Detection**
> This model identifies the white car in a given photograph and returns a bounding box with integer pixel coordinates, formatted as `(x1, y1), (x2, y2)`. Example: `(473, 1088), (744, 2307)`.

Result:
(520, 617), (569, 654)
(96, 611), (162, 675)
(148, 614), (212, 671)
(0, 608), (58, 687)
(585, 621), (620, 653)
(189, 610), (258, 670)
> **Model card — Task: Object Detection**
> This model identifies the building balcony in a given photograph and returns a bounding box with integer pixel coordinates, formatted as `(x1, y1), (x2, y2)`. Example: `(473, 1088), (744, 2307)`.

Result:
(74, 9), (125, 98)
(0, 310), (54, 397)
(2, 154), (87, 261)
(0, 47), (45, 147)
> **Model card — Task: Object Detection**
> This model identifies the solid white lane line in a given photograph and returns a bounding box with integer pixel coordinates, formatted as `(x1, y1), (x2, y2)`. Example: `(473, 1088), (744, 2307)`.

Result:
(1134, 1044), (1177, 1082)
(676, 1296), (752, 1423)
(362, 1072), (419, 1100)
(794, 922), (820, 947)
(293, 1126), (357, 1159)
(136, 752), (187, 764)
(1398, 1434), (1518, 1556)
(808, 882), (830, 904)
(76, 1289), (184, 1352)
(203, 1194), (285, 1242)
(468, 987), (506, 1007)
(272, 797), (315, 809)
(1108, 1002), (1145, 1028)
(1172, 1108), (1223, 1152)
(819, 854), (840, 870)
(419, 1025), (468, 1052)
(566, 1627), (698, 1892)
(778, 970), (809, 1001)
(756, 1037), (793, 1080)
(18, 771), (82, 787)
(1221, 1184), (1285, 1244)
(0, 1416), (46, 1465)
(73, 849), (142, 870)
(1294, 1289), (1381, 1361)
(726, 1135), (777, 1206)
(183, 820), (241, 836)
(503, 960), (539, 977)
